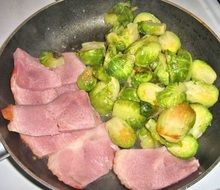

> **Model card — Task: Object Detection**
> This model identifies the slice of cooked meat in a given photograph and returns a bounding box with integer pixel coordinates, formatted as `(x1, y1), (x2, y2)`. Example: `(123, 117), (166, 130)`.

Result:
(20, 130), (85, 158)
(11, 72), (78, 105)
(47, 124), (117, 189)
(13, 48), (85, 91)
(2, 91), (100, 136)
(114, 147), (199, 190)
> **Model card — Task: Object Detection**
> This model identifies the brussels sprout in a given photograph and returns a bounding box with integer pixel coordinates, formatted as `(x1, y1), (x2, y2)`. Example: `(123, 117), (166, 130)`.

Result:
(106, 23), (140, 51)
(131, 72), (153, 87)
(112, 99), (146, 129)
(190, 59), (217, 84)
(104, 2), (134, 28)
(154, 53), (169, 85)
(106, 117), (136, 148)
(93, 66), (110, 82)
(159, 31), (181, 53)
(167, 135), (199, 159)
(189, 104), (213, 138)
(89, 77), (120, 116)
(77, 68), (97, 91)
(166, 50), (191, 83)
(39, 51), (64, 68)
(156, 103), (196, 143)
(135, 42), (161, 67)
(119, 87), (140, 102)
(156, 83), (186, 108)
(133, 12), (161, 24)
(106, 54), (135, 81)
(137, 82), (164, 105)
(104, 45), (117, 67)
(177, 48), (192, 63)
(137, 127), (161, 148)
(78, 42), (106, 66)
(138, 21), (166, 36)
(125, 35), (158, 55)
(184, 81), (219, 107)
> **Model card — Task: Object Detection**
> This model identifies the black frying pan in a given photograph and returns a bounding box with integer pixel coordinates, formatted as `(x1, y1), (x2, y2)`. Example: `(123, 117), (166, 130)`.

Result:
(0, 0), (220, 189)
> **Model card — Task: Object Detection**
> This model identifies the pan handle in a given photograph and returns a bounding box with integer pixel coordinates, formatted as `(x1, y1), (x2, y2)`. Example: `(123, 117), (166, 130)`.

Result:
(0, 141), (9, 161)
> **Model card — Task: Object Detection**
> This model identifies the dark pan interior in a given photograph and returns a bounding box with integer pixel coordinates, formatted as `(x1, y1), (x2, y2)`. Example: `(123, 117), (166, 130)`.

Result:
(0, 0), (220, 189)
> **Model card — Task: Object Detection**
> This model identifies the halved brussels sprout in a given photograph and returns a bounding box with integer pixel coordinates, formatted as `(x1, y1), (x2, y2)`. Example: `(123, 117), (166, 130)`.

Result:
(77, 68), (97, 91)
(159, 31), (181, 53)
(106, 54), (135, 81)
(156, 83), (186, 108)
(131, 72), (153, 87)
(190, 59), (217, 84)
(39, 51), (64, 68)
(135, 42), (161, 67)
(154, 53), (169, 85)
(106, 23), (140, 51)
(104, 2), (134, 27)
(78, 42), (106, 66)
(137, 82), (164, 105)
(167, 135), (199, 159)
(125, 35), (158, 55)
(166, 50), (191, 83)
(134, 12), (161, 23)
(119, 87), (140, 102)
(138, 21), (166, 36)
(112, 99), (146, 129)
(189, 104), (213, 138)
(156, 103), (196, 142)
(106, 117), (136, 148)
(89, 77), (120, 116)
(184, 81), (219, 107)
(137, 127), (161, 148)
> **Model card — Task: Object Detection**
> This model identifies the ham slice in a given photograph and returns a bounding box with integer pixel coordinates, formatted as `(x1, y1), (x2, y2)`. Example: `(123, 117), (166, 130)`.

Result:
(13, 48), (85, 90)
(20, 130), (85, 158)
(11, 48), (85, 105)
(114, 147), (199, 190)
(47, 124), (117, 189)
(3, 91), (100, 136)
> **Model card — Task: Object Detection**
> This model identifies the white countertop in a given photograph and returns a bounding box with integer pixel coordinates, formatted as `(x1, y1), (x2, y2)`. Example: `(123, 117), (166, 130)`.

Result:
(0, 0), (219, 189)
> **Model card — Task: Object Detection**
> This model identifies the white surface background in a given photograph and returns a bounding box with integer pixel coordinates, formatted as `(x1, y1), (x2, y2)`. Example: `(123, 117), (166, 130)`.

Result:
(0, 0), (219, 189)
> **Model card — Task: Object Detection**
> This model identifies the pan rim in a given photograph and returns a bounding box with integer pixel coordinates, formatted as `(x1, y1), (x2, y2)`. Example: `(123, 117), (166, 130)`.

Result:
(0, 0), (219, 189)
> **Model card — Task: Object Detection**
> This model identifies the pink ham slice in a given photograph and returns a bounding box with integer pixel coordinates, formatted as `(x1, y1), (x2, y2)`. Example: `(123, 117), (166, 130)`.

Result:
(20, 130), (85, 158)
(11, 74), (78, 105)
(114, 147), (200, 190)
(13, 48), (85, 90)
(47, 124), (117, 189)
(7, 90), (100, 136)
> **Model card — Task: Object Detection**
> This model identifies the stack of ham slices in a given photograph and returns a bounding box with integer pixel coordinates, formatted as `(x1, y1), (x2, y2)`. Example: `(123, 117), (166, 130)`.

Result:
(1, 48), (200, 190)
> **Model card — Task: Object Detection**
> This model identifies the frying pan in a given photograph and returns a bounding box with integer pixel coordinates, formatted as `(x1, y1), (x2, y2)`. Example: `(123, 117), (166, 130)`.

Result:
(0, 0), (220, 189)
